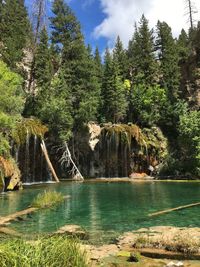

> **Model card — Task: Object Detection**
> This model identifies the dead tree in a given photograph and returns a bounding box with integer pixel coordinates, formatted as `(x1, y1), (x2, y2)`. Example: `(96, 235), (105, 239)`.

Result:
(28, 0), (47, 93)
(60, 142), (84, 181)
(184, 0), (197, 29)
(41, 140), (60, 183)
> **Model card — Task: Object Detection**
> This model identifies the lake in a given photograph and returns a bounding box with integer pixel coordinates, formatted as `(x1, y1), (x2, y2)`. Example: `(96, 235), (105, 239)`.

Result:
(1, 181), (200, 243)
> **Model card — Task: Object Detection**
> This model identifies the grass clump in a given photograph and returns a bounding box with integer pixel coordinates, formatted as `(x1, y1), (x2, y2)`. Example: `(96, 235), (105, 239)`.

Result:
(32, 190), (64, 208)
(0, 236), (89, 267)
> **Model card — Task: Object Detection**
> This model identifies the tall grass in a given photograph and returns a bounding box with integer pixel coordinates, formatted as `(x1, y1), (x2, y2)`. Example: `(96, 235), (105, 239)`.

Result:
(0, 236), (89, 267)
(32, 191), (64, 208)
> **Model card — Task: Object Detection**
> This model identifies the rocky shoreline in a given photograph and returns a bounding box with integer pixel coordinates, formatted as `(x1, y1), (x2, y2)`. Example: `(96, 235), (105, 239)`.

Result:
(50, 224), (200, 266)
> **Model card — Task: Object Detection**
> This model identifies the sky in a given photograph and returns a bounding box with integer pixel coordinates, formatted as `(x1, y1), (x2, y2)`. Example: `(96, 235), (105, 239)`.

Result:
(26, 0), (200, 53)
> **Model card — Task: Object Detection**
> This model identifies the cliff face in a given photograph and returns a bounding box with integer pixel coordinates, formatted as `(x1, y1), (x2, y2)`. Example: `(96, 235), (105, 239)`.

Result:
(180, 48), (200, 109)
(73, 123), (168, 178)
(11, 122), (168, 182)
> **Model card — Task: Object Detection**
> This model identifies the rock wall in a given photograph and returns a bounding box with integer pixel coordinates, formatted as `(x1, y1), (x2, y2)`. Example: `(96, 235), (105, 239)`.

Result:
(73, 123), (168, 178)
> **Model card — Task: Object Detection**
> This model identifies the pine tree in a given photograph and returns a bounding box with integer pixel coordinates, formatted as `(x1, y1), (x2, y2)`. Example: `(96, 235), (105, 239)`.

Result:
(50, 0), (100, 127)
(34, 27), (53, 87)
(128, 15), (158, 85)
(75, 46), (101, 125)
(156, 21), (181, 101)
(37, 71), (74, 141)
(94, 47), (103, 84)
(102, 48), (128, 123)
(113, 36), (128, 80)
(177, 29), (189, 62)
(50, 0), (82, 58)
(0, 0), (30, 68)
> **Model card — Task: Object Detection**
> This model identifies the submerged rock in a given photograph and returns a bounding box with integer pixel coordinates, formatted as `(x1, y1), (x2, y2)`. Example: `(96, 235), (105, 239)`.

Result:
(55, 224), (89, 240)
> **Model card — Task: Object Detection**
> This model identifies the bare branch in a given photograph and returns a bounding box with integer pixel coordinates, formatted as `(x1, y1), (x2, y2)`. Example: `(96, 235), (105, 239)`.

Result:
(60, 142), (84, 181)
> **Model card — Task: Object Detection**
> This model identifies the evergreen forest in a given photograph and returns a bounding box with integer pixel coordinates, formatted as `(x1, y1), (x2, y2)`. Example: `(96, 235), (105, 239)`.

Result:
(0, 0), (200, 180)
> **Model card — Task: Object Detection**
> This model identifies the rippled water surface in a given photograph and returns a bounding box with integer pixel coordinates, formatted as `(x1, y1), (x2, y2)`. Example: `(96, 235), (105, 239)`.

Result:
(1, 181), (200, 241)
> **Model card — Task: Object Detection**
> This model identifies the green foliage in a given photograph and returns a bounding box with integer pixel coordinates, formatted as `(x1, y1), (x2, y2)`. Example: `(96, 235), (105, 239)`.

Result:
(101, 49), (128, 123)
(36, 73), (73, 141)
(0, 236), (88, 267)
(50, 0), (100, 129)
(1, 0), (199, 177)
(113, 36), (128, 80)
(32, 190), (64, 208)
(50, 0), (82, 54)
(177, 29), (189, 62)
(0, 61), (24, 116)
(0, 134), (10, 158)
(128, 15), (158, 85)
(12, 118), (48, 145)
(102, 124), (146, 147)
(156, 21), (181, 101)
(94, 46), (103, 84)
(0, 0), (30, 69)
(0, 61), (24, 157)
(179, 110), (200, 175)
(74, 46), (101, 125)
(34, 27), (53, 87)
(130, 83), (167, 126)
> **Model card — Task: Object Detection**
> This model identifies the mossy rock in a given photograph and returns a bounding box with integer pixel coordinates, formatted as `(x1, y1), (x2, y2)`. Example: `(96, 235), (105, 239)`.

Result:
(117, 251), (131, 257)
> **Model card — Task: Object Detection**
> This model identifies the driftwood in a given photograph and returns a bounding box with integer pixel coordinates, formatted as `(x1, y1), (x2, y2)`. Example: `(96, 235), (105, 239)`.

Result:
(60, 142), (84, 181)
(40, 140), (59, 183)
(0, 207), (37, 226)
(148, 202), (200, 217)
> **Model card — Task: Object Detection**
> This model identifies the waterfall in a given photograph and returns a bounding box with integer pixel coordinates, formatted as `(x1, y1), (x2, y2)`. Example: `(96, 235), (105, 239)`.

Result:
(32, 135), (37, 181)
(25, 130), (30, 183)
(15, 146), (19, 163)
(115, 132), (119, 177)
(124, 144), (128, 177)
(40, 151), (44, 181)
(106, 136), (111, 177)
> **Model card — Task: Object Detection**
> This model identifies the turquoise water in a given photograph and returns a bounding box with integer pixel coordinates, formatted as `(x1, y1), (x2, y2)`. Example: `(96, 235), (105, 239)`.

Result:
(1, 181), (200, 241)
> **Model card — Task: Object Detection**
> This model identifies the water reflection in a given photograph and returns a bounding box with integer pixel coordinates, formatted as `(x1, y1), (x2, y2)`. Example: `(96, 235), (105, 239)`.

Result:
(1, 181), (200, 239)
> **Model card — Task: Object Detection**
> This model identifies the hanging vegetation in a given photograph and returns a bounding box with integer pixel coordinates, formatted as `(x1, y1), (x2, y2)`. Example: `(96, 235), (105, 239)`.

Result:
(12, 118), (48, 145)
(102, 123), (146, 148)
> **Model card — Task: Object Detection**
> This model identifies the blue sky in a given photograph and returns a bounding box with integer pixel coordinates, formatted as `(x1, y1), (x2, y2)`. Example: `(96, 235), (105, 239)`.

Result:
(26, 0), (200, 54)
(67, 0), (107, 53)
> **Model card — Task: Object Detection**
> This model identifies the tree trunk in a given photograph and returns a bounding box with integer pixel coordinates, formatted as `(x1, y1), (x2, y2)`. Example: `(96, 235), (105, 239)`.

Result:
(40, 140), (60, 183)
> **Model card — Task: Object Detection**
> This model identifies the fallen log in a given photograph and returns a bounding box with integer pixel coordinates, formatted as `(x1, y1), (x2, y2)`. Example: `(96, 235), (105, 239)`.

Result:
(40, 140), (60, 183)
(0, 227), (21, 237)
(0, 207), (37, 226)
(148, 202), (200, 217)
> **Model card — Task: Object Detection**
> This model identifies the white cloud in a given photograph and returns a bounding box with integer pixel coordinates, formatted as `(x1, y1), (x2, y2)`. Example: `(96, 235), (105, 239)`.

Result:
(93, 0), (200, 48)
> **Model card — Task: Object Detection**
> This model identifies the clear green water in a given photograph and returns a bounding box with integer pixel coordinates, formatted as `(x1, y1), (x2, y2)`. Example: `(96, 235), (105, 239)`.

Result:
(1, 181), (200, 242)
